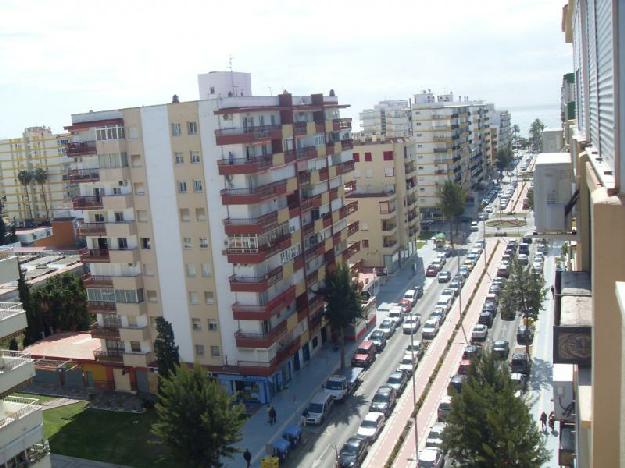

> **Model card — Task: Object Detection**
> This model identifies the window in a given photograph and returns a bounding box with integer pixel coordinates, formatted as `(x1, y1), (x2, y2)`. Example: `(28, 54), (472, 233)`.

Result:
(130, 341), (141, 353)
(137, 210), (148, 222)
(141, 237), (151, 249)
(131, 154), (142, 167)
(171, 123), (181, 136)
(201, 263), (211, 277)
(192, 318), (201, 331)
(365, 152), (372, 162)
(208, 319), (218, 331)
(195, 344), (205, 356)
(199, 238), (209, 249)
(195, 208), (206, 222)
(362, 239), (369, 248)
(134, 182), (145, 195)
(210, 346), (221, 357)
(187, 121), (198, 135)
(353, 152), (360, 162)
(384, 167), (395, 177)
(180, 208), (190, 222)
(114, 212), (124, 222)
(178, 181), (187, 193)
(186, 263), (197, 277)
(96, 125), (125, 141)
(147, 290), (158, 303)
(183, 237), (192, 249)
(204, 291), (214, 304)
(383, 151), (394, 160)
(189, 291), (199, 305)
(117, 237), (128, 249)
(193, 180), (203, 192)
(174, 152), (184, 164)
(142, 263), (155, 276)
(190, 151), (201, 164)
(94, 213), (105, 222)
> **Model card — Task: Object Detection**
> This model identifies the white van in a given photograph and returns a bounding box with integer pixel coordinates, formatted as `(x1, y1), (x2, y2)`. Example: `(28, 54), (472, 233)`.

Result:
(436, 296), (452, 313)
(388, 306), (404, 326)
(305, 391), (334, 425)
(403, 289), (418, 305)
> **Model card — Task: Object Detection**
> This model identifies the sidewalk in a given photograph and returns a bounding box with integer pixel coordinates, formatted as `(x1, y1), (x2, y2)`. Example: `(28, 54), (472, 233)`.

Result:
(228, 247), (436, 467)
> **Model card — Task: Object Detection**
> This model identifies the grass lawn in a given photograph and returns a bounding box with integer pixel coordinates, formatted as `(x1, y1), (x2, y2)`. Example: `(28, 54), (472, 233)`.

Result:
(486, 219), (527, 228)
(43, 402), (175, 467)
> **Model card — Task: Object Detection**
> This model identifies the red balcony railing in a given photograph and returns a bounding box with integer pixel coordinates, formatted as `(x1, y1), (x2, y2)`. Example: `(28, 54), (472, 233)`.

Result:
(66, 168), (99, 183)
(87, 301), (117, 314)
(78, 223), (107, 236)
(315, 122), (326, 133)
(319, 167), (329, 181)
(344, 242), (361, 260)
(340, 201), (359, 218)
(94, 350), (124, 363)
(72, 196), (103, 210)
(300, 194), (322, 212)
(82, 274), (113, 287)
(235, 320), (287, 348)
(293, 255), (305, 271)
(223, 212), (278, 236)
(226, 235), (292, 264)
(67, 141), (97, 157)
(80, 248), (110, 263)
(294, 121), (308, 136)
(341, 139), (354, 150)
(221, 181), (288, 205)
(322, 213), (333, 228)
(335, 160), (355, 175)
(232, 286), (296, 320)
(333, 118), (352, 131)
(296, 146), (317, 161)
(229, 266), (283, 292)
(217, 155), (273, 175)
(326, 141), (336, 155)
(215, 125), (282, 145)
(347, 221), (359, 237)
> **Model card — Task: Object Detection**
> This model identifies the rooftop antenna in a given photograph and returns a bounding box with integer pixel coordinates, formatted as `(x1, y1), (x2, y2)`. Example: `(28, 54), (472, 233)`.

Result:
(228, 54), (240, 96)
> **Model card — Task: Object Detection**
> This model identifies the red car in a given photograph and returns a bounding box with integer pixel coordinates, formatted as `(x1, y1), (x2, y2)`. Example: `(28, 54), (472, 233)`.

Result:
(399, 299), (412, 313)
(426, 264), (439, 277)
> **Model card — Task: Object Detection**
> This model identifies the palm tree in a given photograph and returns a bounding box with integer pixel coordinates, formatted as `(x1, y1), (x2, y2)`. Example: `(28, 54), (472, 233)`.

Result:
(17, 169), (33, 221)
(33, 168), (49, 221)
(438, 179), (466, 247)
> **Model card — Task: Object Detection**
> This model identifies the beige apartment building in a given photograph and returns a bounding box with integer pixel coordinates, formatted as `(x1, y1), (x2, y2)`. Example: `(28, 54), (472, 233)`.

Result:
(550, 2), (625, 467)
(348, 138), (418, 272)
(68, 71), (357, 401)
(0, 127), (72, 225)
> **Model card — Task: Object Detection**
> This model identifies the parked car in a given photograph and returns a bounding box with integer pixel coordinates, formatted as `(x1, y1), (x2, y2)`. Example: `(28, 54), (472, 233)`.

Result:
(388, 307), (404, 326)
(405, 341), (424, 360)
(471, 324), (488, 342)
(398, 353), (417, 375)
(448, 280), (462, 294)
(470, 221), (479, 231)
(398, 299), (412, 314)
(418, 448), (444, 468)
(489, 282), (502, 294)
(532, 259), (543, 271)
(448, 374), (467, 394)
(369, 386), (397, 416)
(517, 253), (529, 265)
(517, 325), (534, 345)
(442, 287), (457, 298)
(492, 340), (510, 359)
(378, 319), (395, 338)
(457, 359), (472, 375)
(437, 271), (451, 283)
(368, 329), (387, 352)
(351, 341), (376, 368)
(511, 372), (528, 392)
(357, 411), (386, 442)
(305, 391), (334, 425)
(402, 314), (421, 334)
(385, 371), (408, 395)
(430, 307), (446, 324)
(437, 395), (452, 421)
(459, 266), (470, 278)
(425, 422), (447, 449)
(403, 289), (419, 306)
(413, 286), (424, 298)
(510, 352), (531, 375)
(426, 264), (440, 277)
(463, 344), (481, 360)
(422, 317), (441, 340)
(453, 273), (465, 285)
(478, 310), (493, 327)
(337, 436), (368, 467)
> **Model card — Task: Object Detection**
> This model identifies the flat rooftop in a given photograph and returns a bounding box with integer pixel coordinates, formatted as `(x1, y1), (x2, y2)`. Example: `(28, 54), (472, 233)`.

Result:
(24, 332), (100, 361)
(535, 152), (571, 166)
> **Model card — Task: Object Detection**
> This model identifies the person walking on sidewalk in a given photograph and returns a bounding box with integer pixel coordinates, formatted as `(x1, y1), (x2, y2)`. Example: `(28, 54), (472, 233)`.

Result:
(550, 285), (555, 298)
(540, 411), (547, 432)
(549, 411), (555, 433)
(243, 449), (252, 468)
(268, 405), (277, 425)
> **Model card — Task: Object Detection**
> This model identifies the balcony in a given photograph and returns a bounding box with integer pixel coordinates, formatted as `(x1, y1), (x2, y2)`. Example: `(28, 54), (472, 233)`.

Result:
(72, 196), (103, 210)
(66, 141), (96, 157)
(382, 222), (397, 232)
(347, 222), (359, 237)
(123, 351), (154, 368)
(66, 168), (99, 183)
(379, 205), (397, 217)
(225, 235), (292, 264)
(79, 248), (110, 264)
(339, 201), (358, 218)
(0, 351), (35, 396)
(224, 212), (278, 236)
(109, 248), (140, 264)
(343, 242), (361, 260)
(82, 275), (113, 288)
(294, 121), (308, 136)
(319, 167), (329, 181)
(217, 155), (273, 175)
(102, 193), (133, 211)
(296, 146), (318, 161)
(78, 223), (106, 237)
(235, 320), (287, 348)
(341, 139), (354, 151)
(383, 239), (399, 249)
(300, 194), (322, 212)
(105, 220), (137, 238)
(90, 320), (121, 340)
(232, 286), (296, 320)
(333, 118), (352, 131)
(87, 301), (117, 315)
(115, 301), (147, 318)
(119, 324), (150, 342)
(215, 125), (282, 145)
(335, 160), (354, 175)
(229, 266), (283, 292)
(221, 181), (287, 205)
(0, 396), (44, 463)
(94, 350), (124, 364)
(0, 304), (27, 339)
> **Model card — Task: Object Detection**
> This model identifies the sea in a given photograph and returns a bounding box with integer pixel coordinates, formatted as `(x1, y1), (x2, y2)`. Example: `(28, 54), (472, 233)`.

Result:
(506, 104), (562, 137)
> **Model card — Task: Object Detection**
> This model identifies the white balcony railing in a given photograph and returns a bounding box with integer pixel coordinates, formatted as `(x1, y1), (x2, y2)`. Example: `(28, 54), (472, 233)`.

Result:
(0, 350), (35, 395)
(0, 396), (44, 465)
(0, 304), (26, 339)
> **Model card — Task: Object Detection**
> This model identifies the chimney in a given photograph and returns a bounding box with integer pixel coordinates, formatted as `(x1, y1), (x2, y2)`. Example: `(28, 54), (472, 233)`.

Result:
(172, 95), (179, 104)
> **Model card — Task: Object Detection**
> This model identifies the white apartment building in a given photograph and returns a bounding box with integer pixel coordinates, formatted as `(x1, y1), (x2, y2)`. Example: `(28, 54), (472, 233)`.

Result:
(359, 100), (411, 138)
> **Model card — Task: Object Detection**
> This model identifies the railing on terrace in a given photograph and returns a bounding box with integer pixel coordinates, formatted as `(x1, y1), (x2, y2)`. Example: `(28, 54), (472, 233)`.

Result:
(0, 303), (24, 320)
(0, 350), (32, 371)
(0, 396), (40, 425)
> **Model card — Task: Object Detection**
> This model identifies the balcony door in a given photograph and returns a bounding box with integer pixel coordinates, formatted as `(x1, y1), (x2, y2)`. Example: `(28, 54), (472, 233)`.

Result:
(97, 238), (108, 250)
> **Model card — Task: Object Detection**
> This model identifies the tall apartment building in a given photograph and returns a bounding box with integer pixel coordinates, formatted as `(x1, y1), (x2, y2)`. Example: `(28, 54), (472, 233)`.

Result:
(68, 71), (356, 402)
(348, 138), (418, 272)
(0, 127), (72, 225)
(359, 100), (411, 138)
(0, 301), (50, 467)
(553, 2), (625, 466)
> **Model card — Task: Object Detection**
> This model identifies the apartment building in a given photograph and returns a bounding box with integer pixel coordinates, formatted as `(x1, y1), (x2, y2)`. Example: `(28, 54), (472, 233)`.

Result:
(359, 100), (411, 138)
(0, 301), (50, 467)
(552, 2), (625, 466)
(68, 71), (356, 402)
(0, 127), (72, 225)
(348, 138), (418, 272)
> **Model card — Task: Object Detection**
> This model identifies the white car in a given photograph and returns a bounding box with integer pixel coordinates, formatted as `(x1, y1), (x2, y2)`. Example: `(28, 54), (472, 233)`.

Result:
(418, 448), (444, 468)
(422, 317), (441, 340)
(532, 260), (543, 271)
(426, 422), (447, 449)
(378, 320), (395, 338)
(472, 324), (488, 342)
(534, 252), (545, 262)
(398, 353), (417, 375)
(470, 221), (479, 231)
(402, 315), (421, 334)
(517, 253), (529, 265)
(357, 411), (386, 442)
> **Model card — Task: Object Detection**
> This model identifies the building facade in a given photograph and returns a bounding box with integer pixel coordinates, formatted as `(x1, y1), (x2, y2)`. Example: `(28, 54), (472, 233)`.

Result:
(359, 100), (411, 138)
(553, 1), (625, 466)
(348, 138), (418, 272)
(68, 71), (357, 402)
(0, 127), (72, 225)
(0, 300), (50, 467)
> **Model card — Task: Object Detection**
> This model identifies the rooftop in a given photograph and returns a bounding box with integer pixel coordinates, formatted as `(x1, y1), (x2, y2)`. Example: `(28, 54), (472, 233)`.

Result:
(23, 332), (100, 362)
(535, 152), (571, 166)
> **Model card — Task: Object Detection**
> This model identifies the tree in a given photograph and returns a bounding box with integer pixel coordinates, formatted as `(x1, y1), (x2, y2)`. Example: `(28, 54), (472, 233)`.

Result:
(33, 168), (49, 221)
(529, 118), (545, 153)
(19, 263), (43, 346)
(526, 187), (534, 211)
(17, 170), (33, 221)
(496, 147), (513, 172)
(512, 124), (521, 145)
(319, 263), (363, 369)
(443, 352), (549, 467)
(30, 273), (90, 336)
(152, 364), (246, 467)
(438, 180), (466, 246)
(499, 258), (547, 354)
(154, 317), (180, 382)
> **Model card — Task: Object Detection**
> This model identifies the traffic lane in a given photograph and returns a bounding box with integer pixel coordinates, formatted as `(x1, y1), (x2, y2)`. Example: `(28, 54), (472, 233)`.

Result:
(289, 257), (462, 468)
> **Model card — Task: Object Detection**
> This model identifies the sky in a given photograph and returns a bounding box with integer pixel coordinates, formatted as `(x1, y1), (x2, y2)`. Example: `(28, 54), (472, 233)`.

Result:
(0, 0), (571, 139)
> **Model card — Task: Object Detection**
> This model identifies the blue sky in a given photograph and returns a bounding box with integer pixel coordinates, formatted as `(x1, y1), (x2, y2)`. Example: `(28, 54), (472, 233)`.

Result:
(0, 0), (570, 138)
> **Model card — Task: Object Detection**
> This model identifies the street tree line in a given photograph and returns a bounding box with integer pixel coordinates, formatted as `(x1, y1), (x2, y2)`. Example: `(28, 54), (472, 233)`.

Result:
(17, 167), (50, 222)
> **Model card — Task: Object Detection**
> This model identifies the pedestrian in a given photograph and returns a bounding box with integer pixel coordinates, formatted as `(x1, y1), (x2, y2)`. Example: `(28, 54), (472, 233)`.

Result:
(549, 411), (555, 433)
(269, 405), (277, 425)
(267, 405), (274, 425)
(550, 285), (555, 298)
(539, 411), (547, 431)
(243, 449), (252, 468)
